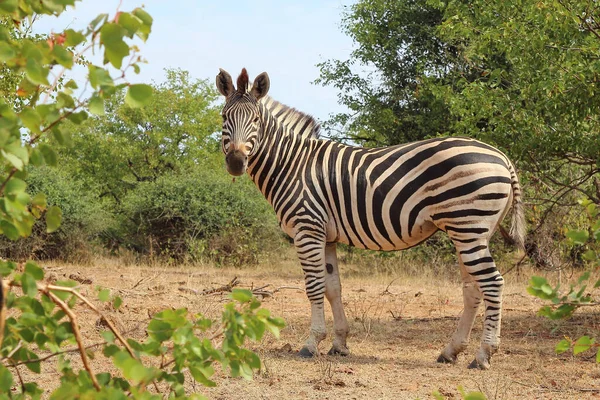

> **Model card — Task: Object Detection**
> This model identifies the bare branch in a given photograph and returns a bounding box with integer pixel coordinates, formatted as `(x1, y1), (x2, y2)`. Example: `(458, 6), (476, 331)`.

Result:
(46, 291), (101, 391)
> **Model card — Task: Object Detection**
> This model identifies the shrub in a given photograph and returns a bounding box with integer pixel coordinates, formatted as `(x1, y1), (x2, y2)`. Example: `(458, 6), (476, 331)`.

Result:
(0, 166), (115, 262)
(120, 168), (283, 263)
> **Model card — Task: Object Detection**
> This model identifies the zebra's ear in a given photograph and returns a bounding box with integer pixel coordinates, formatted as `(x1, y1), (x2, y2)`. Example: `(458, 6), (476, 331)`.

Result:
(250, 72), (270, 100)
(216, 68), (234, 97)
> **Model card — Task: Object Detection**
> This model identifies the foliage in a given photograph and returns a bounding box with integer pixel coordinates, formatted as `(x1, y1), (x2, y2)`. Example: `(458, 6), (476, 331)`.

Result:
(0, 0), (154, 247)
(59, 68), (222, 205)
(0, 261), (284, 398)
(51, 67), (284, 262)
(0, 4), (286, 399)
(428, 0), (600, 202)
(0, 165), (115, 261)
(528, 199), (600, 362)
(316, 0), (458, 146)
(120, 167), (281, 263)
(320, 0), (600, 195)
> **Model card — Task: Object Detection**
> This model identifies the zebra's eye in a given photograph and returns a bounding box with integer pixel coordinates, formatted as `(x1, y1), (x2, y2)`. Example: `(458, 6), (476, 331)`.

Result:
(253, 116), (259, 123)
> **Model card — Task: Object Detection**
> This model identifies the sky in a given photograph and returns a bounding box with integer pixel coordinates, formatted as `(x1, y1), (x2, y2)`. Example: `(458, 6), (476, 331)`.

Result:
(34, 0), (355, 122)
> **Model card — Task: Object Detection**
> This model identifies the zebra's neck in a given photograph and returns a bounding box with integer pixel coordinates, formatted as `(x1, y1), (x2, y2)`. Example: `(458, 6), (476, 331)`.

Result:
(260, 96), (320, 139)
(247, 100), (318, 206)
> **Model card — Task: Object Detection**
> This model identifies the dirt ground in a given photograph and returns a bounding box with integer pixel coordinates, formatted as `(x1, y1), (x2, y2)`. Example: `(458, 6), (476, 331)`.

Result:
(14, 257), (600, 399)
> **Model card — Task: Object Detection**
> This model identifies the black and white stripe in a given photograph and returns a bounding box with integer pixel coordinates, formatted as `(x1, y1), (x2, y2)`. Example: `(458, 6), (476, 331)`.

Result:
(216, 69), (525, 369)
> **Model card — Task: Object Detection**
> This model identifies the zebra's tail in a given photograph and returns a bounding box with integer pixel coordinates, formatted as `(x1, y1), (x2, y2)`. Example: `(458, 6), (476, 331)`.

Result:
(508, 163), (526, 250)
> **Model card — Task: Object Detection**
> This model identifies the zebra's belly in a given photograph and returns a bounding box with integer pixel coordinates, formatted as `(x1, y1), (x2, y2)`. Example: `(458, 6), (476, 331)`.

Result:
(332, 219), (438, 252)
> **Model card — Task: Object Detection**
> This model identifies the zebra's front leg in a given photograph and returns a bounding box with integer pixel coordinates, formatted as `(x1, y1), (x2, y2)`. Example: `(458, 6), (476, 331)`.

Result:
(324, 243), (350, 356)
(295, 232), (328, 358)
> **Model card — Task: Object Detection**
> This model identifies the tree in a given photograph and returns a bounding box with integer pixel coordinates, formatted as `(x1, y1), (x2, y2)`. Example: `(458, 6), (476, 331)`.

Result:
(59, 68), (222, 205)
(315, 0), (460, 146)
(428, 0), (600, 204)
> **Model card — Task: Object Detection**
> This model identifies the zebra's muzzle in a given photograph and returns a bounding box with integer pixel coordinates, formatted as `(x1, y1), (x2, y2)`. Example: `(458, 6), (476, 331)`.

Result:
(225, 149), (247, 176)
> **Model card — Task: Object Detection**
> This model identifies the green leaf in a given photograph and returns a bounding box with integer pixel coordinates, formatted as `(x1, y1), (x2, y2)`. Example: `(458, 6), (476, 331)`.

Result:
(555, 339), (571, 354)
(5, 177), (26, 197)
(30, 147), (44, 166)
(22, 272), (38, 297)
(540, 283), (553, 296)
(464, 393), (487, 400)
(124, 84), (153, 108)
(117, 12), (142, 38)
(52, 45), (73, 68)
(88, 65), (113, 89)
(230, 289), (253, 303)
(20, 107), (42, 133)
(46, 205), (62, 233)
(39, 144), (57, 166)
(98, 288), (110, 302)
(582, 250), (596, 261)
(52, 127), (72, 147)
(64, 29), (86, 47)
(100, 23), (129, 69)
(578, 271), (591, 284)
(25, 261), (44, 280)
(189, 365), (216, 387)
(573, 336), (594, 355)
(0, 260), (16, 277)
(0, 41), (16, 62)
(88, 95), (105, 116)
(101, 331), (115, 344)
(56, 92), (75, 109)
(0, 0), (18, 13)
(147, 320), (173, 342)
(0, 364), (13, 393)
(132, 7), (153, 41)
(597, 347), (600, 364)
(566, 230), (589, 245)
(25, 58), (49, 85)
(66, 110), (88, 125)
(112, 296), (123, 310)
(88, 13), (108, 31)
(0, 220), (20, 240)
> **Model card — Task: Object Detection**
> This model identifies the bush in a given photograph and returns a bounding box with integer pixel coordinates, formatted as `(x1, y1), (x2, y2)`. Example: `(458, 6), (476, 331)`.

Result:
(120, 168), (283, 264)
(0, 166), (115, 262)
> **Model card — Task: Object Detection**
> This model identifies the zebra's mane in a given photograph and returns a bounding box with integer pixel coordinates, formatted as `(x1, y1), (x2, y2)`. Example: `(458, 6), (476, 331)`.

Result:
(260, 96), (321, 139)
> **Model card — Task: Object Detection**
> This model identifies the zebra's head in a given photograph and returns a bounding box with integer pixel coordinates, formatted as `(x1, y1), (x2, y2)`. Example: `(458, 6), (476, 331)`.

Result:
(216, 68), (270, 176)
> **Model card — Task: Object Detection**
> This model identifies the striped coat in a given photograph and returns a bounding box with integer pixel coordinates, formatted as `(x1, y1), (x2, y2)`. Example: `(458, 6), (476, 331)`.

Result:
(216, 68), (525, 370)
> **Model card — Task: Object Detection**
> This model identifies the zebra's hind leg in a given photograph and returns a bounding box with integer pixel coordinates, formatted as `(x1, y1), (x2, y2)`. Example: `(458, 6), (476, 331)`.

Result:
(324, 243), (350, 356)
(295, 231), (328, 358)
(452, 240), (504, 370)
(438, 260), (482, 364)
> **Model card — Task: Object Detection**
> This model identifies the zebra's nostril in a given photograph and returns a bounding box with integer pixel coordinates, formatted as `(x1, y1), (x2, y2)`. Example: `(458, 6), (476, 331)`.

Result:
(226, 150), (247, 176)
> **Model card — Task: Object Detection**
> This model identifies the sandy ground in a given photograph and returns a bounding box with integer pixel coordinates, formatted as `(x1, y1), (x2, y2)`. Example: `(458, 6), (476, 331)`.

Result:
(8, 257), (600, 399)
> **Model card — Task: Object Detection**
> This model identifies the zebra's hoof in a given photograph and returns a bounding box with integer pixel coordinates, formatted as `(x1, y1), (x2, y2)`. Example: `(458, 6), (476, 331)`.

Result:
(327, 347), (350, 356)
(298, 347), (317, 358)
(437, 353), (457, 364)
(467, 358), (490, 370)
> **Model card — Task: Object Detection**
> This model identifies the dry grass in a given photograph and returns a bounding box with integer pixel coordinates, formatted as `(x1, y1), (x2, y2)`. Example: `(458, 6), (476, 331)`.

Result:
(13, 252), (600, 399)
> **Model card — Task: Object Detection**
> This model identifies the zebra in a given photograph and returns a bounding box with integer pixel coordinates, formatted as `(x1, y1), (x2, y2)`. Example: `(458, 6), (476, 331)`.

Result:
(215, 68), (525, 370)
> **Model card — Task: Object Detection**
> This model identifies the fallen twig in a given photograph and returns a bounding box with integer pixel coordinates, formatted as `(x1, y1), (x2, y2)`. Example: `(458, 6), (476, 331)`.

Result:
(273, 285), (304, 294)
(204, 276), (239, 295)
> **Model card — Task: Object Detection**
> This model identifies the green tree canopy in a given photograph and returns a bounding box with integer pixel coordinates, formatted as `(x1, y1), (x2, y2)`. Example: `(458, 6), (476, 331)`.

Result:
(316, 0), (460, 145)
(319, 0), (600, 209)
(60, 68), (222, 204)
(428, 0), (600, 202)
